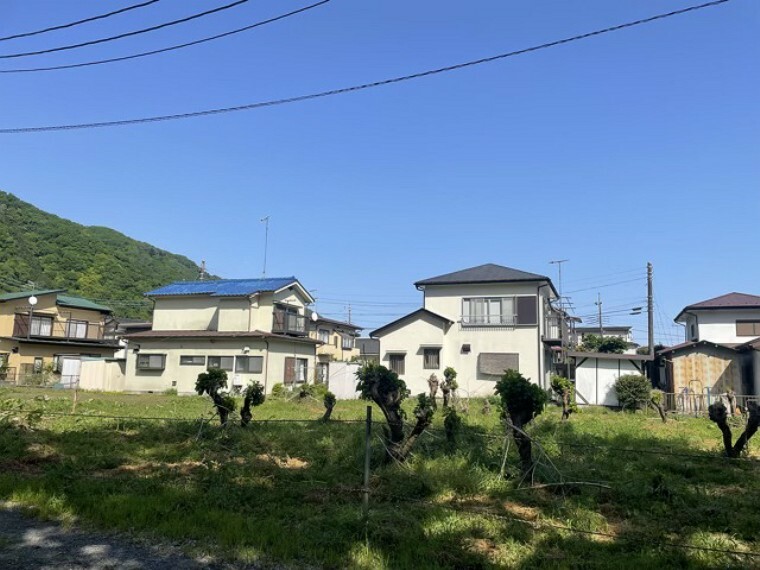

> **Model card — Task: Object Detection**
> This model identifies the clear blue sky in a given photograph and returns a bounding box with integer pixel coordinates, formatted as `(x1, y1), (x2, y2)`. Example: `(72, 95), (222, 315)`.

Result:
(0, 0), (757, 344)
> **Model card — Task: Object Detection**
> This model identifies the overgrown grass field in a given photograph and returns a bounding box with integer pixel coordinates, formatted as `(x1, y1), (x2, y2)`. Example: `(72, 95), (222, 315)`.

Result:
(1, 387), (758, 569)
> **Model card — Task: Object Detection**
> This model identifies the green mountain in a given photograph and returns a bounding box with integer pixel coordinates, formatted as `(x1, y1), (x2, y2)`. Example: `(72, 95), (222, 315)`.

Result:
(0, 191), (203, 317)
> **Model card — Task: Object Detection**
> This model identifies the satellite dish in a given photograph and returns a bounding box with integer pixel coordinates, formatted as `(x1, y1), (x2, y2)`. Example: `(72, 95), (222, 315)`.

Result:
(28, 296), (38, 306)
(311, 311), (319, 322)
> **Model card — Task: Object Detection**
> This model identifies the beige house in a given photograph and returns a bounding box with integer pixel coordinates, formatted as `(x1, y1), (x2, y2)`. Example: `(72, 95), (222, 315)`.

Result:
(308, 313), (362, 382)
(370, 264), (564, 397)
(0, 289), (119, 385)
(123, 277), (320, 394)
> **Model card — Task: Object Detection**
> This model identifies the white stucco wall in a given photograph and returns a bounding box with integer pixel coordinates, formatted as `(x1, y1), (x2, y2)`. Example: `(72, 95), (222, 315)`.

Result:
(123, 338), (316, 394)
(683, 309), (760, 344)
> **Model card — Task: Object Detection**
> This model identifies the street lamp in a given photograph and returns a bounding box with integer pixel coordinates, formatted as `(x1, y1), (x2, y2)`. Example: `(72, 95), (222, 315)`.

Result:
(27, 295), (38, 340)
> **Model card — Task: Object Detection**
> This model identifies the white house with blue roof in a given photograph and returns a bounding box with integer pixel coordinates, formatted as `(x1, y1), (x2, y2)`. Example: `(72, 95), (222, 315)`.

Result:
(122, 277), (320, 395)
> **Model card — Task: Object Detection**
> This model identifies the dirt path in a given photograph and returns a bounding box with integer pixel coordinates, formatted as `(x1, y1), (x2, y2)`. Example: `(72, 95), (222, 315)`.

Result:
(0, 505), (260, 569)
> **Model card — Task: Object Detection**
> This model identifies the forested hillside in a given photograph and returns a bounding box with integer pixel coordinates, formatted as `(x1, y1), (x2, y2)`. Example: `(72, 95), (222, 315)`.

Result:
(0, 191), (203, 317)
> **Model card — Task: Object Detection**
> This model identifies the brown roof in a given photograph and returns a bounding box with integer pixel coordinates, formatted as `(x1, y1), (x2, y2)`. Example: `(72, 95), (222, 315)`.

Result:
(676, 292), (760, 321)
(123, 329), (320, 344)
(657, 340), (740, 354)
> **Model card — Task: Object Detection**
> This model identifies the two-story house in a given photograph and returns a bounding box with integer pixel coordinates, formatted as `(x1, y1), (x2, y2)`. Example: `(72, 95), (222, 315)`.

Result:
(307, 313), (362, 383)
(0, 289), (119, 385)
(659, 293), (760, 398)
(122, 277), (320, 394)
(369, 264), (561, 397)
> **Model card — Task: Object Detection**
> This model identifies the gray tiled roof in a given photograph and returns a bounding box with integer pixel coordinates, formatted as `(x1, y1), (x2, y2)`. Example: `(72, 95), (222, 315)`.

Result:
(415, 263), (553, 288)
(676, 292), (760, 321)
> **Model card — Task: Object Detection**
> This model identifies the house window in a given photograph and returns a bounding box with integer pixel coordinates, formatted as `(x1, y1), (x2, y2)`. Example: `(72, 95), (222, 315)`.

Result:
(690, 323), (697, 340)
(284, 357), (308, 385)
(461, 296), (538, 326)
(33, 357), (44, 373)
(235, 356), (263, 373)
(207, 356), (234, 371)
(66, 319), (88, 339)
(389, 354), (405, 375)
(423, 348), (440, 370)
(137, 354), (166, 370)
(342, 335), (354, 350)
(318, 329), (330, 343)
(180, 355), (206, 366)
(30, 315), (53, 336)
(736, 321), (760, 337)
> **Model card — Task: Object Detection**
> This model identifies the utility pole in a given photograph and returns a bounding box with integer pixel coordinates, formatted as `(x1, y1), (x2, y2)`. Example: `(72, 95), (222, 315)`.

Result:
(647, 262), (654, 356)
(595, 293), (604, 337)
(260, 216), (270, 278)
(198, 260), (207, 281)
(549, 259), (570, 369)
(347, 304), (352, 324)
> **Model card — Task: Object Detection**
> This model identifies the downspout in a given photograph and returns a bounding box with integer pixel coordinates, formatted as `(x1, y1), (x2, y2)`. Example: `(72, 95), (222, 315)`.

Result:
(263, 339), (270, 393)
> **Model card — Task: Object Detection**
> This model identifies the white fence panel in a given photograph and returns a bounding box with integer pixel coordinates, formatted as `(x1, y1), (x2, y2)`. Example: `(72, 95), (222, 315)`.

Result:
(327, 363), (361, 400)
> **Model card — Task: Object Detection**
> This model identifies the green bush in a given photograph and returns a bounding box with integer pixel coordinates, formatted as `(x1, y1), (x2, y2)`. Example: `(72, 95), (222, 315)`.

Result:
(613, 374), (651, 410)
(495, 369), (547, 422)
(270, 383), (287, 399)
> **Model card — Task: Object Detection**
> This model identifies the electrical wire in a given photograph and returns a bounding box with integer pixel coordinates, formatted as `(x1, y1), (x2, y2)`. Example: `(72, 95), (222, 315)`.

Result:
(565, 278), (647, 295)
(0, 0), (734, 134)
(0, 0), (161, 43)
(0, 0), (250, 60)
(0, 1), (332, 73)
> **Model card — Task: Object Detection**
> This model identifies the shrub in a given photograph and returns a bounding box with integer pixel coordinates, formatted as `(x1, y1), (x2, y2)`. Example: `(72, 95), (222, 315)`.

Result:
(495, 369), (547, 475)
(613, 374), (651, 411)
(163, 388), (178, 396)
(195, 368), (235, 425)
(240, 382), (265, 427)
(322, 391), (336, 422)
(270, 383), (287, 399)
(441, 367), (458, 407)
(550, 375), (576, 420)
(443, 407), (462, 445)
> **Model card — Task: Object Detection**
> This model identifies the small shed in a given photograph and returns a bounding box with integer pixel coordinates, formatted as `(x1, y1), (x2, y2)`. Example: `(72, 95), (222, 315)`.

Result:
(569, 351), (653, 407)
(658, 340), (744, 396)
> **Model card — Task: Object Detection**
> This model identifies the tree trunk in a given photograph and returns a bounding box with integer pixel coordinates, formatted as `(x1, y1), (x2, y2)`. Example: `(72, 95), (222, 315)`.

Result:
(442, 387), (450, 408)
(509, 413), (533, 476)
(561, 390), (572, 420)
(709, 402), (737, 457)
(650, 399), (667, 423)
(321, 403), (334, 422)
(731, 402), (759, 457)
(392, 411), (432, 462)
(212, 393), (229, 426)
(240, 396), (253, 427)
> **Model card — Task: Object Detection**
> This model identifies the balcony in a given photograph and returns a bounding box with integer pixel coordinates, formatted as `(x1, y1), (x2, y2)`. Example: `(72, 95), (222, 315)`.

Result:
(12, 314), (107, 342)
(272, 309), (308, 336)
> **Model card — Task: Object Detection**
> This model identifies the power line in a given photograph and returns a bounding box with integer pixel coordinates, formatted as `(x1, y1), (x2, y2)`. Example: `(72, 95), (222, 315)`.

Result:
(565, 278), (647, 295)
(0, 0), (734, 134)
(0, 0), (161, 43)
(0, 0), (250, 60)
(0, 1), (331, 74)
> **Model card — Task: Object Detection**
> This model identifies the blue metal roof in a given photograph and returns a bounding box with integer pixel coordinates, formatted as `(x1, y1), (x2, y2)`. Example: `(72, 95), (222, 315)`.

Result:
(147, 277), (299, 297)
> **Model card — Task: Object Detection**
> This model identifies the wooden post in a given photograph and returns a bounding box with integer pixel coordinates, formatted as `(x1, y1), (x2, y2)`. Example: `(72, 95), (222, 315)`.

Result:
(363, 405), (372, 518)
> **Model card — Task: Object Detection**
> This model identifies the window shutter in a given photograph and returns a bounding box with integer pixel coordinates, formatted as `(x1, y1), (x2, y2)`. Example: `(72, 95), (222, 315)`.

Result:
(516, 296), (537, 325)
(284, 357), (295, 385)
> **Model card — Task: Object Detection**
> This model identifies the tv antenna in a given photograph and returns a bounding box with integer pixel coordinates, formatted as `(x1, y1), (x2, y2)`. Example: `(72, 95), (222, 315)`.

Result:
(260, 216), (270, 278)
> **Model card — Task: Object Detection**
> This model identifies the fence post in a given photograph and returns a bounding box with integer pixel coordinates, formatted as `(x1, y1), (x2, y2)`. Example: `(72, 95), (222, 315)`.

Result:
(363, 405), (372, 519)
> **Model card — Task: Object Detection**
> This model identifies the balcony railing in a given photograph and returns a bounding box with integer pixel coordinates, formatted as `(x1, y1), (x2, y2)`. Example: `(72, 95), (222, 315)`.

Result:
(544, 316), (562, 341)
(12, 314), (106, 342)
(460, 315), (517, 327)
(272, 309), (308, 336)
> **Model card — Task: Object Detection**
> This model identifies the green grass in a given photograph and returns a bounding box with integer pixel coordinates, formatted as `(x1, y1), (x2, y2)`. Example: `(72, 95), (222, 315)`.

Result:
(1, 387), (759, 569)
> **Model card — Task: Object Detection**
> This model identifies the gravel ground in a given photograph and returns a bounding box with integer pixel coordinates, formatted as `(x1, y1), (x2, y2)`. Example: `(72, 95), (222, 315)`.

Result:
(0, 505), (265, 570)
